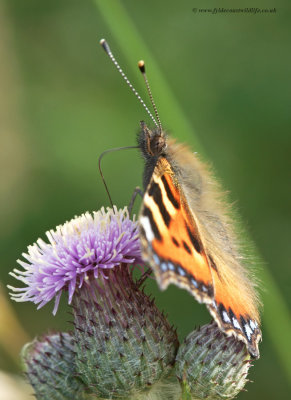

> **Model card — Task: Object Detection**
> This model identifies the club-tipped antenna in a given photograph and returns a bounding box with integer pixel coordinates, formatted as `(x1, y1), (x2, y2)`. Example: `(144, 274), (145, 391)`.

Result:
(138, 60), (162, 132)
(100, 39), (158, 129)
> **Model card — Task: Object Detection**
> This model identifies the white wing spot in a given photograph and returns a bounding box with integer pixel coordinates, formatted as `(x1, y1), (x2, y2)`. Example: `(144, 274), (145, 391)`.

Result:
(222, 311), (231, 323)
(178, 267), (186, 276)
(153, 254), (160, 265)
(161, 263), (168, 272)
(244, 323), (252, 341)
(191, 278), (198, 288)
(249, 320), (256, 331)
(140, 216), (154, 242)
(168, 262), (175, 271)
(232, 317), (241, 330)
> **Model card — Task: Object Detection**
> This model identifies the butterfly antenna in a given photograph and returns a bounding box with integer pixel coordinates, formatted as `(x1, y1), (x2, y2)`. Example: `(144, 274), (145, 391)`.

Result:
(100, 39), (159, 129)
(98, 146), (139, 209)
(138, 60), (162, 132)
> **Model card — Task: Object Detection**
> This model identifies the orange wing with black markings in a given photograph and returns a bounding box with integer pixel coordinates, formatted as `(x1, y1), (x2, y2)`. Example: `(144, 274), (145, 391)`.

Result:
(140, 156), (214, 303)
(139, 155), (261, 358)
(207, 256), (261, 358)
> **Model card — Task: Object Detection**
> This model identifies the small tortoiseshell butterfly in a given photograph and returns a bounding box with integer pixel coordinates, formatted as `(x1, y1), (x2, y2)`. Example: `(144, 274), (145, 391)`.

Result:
(100, 39), (262, 358)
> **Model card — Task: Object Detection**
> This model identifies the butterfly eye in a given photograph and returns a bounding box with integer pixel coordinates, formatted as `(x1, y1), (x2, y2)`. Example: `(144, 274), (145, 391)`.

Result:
(150, 134), (166, 155)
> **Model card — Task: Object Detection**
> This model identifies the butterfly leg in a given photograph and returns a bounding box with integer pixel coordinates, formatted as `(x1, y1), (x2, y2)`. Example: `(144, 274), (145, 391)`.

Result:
(136, 268), (153, 288)
(128, 186), (144, 215)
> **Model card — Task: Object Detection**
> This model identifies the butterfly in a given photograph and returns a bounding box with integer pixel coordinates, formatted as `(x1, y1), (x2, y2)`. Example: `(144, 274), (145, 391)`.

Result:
(100, 39), (262, 359)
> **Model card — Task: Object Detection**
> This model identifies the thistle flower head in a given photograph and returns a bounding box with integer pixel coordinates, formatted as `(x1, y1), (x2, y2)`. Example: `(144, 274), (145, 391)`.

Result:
(9, 207), (142, 314)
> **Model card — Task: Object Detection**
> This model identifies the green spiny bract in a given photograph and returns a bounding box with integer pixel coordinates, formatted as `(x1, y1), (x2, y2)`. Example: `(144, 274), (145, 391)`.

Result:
(175, 322), (253, 399)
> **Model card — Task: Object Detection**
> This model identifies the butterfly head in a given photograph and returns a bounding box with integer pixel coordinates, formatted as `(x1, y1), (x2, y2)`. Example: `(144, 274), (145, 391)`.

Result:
(139, 121), (167, 159)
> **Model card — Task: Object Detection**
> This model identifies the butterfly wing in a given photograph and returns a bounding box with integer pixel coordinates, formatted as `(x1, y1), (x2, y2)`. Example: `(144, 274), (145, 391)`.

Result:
(207, 257), (261, 358)
(139, 154), (261, 358)
(139, 156), (214, 304)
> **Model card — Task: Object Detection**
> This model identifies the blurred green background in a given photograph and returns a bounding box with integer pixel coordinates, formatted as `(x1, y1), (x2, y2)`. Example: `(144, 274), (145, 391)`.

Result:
(0, 0), (290, 398)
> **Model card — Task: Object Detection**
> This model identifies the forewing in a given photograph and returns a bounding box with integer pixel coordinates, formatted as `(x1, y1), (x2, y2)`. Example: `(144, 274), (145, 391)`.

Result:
(139, 157), (214, 304)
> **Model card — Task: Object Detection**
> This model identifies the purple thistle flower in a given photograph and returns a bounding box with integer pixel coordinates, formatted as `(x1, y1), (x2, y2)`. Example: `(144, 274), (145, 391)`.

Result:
(8, 206), (142, 315)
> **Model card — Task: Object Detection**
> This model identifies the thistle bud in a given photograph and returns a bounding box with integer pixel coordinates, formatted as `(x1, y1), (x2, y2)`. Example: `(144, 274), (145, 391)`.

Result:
(22, 332), (86, 400)
(175, 322), (253, 399)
